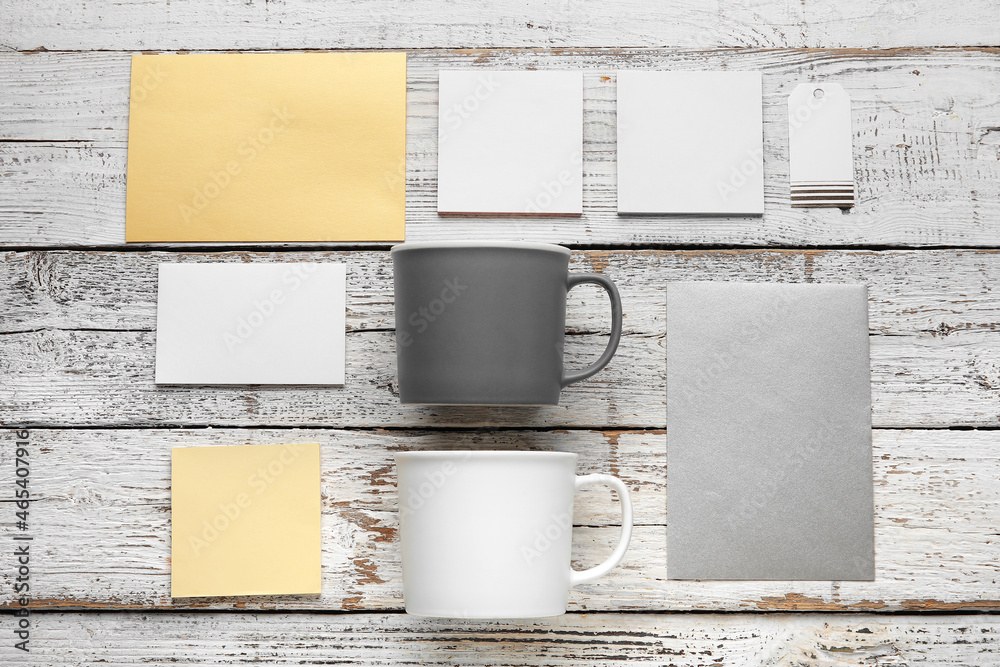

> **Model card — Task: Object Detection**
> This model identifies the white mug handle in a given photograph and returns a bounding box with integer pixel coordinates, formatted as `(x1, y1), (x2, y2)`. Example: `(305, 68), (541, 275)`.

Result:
(568, 473), (633, 587)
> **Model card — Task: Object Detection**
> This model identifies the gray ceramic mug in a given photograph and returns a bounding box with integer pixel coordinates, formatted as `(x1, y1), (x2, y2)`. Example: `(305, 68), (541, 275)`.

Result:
(392, 241), (622, 405)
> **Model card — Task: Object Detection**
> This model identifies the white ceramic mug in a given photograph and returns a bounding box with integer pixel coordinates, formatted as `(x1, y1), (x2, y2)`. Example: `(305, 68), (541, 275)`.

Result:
(395, 451), (633, 618)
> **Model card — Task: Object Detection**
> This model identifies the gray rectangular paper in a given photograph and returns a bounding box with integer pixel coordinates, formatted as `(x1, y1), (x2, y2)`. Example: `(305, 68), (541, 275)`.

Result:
(666, 282), (874, 580)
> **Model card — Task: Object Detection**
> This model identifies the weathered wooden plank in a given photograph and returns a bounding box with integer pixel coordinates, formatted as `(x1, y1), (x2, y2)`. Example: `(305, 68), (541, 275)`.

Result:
(1, 428), (997, 612)
(1, 49), (999, 247)
(4, 611), (1000, 665)
(3, 0), (1000, 51)
(2, 249), (1000, 428)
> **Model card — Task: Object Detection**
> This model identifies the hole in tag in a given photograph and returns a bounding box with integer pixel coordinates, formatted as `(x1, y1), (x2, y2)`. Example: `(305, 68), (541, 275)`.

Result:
(813, 88), (825, 100)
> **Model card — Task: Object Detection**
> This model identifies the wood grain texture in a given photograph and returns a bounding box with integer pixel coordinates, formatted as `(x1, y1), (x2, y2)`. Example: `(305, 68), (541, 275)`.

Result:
(2, 248), (1000, 428)
(2, 0), (999, 51)
(1, 49), (1000, 248)
(2, 6), (1000, 661)
(1, 428), (997, 613)
(4, 612), (1000, 665)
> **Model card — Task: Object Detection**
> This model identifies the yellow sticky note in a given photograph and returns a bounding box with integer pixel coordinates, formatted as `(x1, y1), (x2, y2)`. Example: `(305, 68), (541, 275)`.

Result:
(170, 443), (321, 597)
(126, 53), (406, 242)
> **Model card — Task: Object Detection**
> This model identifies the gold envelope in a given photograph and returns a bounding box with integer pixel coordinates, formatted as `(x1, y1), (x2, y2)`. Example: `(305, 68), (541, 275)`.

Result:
(170, 443), (321, 598)
(126, 53), (406, 242)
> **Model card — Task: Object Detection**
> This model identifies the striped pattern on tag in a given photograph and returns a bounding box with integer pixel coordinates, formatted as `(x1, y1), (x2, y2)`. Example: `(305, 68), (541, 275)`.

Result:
(790, 181), (855, 208)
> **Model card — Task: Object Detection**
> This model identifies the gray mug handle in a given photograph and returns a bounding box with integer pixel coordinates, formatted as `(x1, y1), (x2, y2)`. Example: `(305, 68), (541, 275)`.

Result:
(561, 274), (623, 388)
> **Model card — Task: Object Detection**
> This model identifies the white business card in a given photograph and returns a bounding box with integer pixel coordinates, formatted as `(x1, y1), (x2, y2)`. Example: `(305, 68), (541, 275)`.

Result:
(617, 71), (764, 215)
(437, 70), (583, 215)
(155, 263), (346, 385)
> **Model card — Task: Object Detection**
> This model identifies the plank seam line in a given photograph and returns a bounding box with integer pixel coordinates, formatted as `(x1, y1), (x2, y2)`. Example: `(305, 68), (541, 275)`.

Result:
(0, 329), (649, 338)
(8, 607), (1000, 617)
(3, 244), (1000, 252)
(2, 425), (996, 431)
(0, 328), (991, 338)
(4, 45), (1000, 55)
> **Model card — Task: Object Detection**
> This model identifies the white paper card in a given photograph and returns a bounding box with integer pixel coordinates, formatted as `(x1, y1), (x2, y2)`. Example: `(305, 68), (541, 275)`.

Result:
(437, 70), (583, 215)
(617, 71), (764, 215)
(788, 82), (855, 207)
(155, 263), (346, 385)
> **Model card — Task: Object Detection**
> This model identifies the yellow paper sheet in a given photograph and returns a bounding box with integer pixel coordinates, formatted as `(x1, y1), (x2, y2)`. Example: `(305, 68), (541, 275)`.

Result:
(170, 443), (321, 597)
(126, 53), (406, 242)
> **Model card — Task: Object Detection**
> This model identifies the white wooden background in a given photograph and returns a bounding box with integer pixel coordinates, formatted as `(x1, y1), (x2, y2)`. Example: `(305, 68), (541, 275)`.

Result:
(2, 1), (1000, 664)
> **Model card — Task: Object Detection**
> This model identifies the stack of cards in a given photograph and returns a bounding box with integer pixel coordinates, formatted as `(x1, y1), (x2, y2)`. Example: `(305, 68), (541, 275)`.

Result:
(436, 69), (770, 217)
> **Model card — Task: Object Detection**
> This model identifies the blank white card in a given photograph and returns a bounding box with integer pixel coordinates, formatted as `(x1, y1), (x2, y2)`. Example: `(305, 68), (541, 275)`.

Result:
(437, 70), (583, 215)
(155, 263), (346, 385)
(617, 71), (764, 215)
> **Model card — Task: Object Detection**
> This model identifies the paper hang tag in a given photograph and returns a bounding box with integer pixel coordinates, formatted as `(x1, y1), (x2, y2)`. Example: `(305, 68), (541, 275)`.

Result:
(788, 83), (855, 208)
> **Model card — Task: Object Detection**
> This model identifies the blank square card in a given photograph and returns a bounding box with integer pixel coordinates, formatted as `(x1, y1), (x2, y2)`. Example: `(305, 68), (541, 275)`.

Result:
(617, 71), (764, 215)
(437, 70), (583, 215)
(171, 443), (321, 597)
